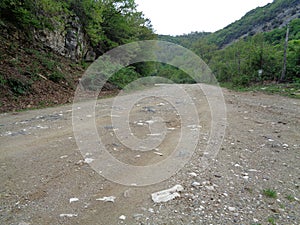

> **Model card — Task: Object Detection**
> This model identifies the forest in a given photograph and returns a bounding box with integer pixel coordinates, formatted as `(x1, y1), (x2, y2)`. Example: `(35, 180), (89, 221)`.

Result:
(158, 20), (300, 94)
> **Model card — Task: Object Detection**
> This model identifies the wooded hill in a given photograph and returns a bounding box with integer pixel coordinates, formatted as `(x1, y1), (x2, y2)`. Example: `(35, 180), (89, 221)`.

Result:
(158, 0), (300, 90)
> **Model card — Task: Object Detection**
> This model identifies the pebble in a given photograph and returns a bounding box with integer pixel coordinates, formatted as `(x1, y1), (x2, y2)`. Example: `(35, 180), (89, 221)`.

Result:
(189, 172), (198, 177)
(59, 214), (78, 218)
(84, 158), (94, 164)
(205, 186), (215, 191)
(192, 182), (201, 187)
(228, 207), (236, 212)
(119, 215), (126, 220)
(96, 196), (116, 203)
(69, 198), (79, 203)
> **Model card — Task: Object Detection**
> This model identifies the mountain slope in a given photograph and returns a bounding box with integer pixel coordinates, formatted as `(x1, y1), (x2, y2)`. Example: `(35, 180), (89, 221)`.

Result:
(208, 0), (300, 47)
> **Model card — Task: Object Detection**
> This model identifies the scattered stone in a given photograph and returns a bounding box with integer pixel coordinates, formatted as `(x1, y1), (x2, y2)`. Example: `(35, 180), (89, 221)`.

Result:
(59, 214), (78, 218)
(205, 186), (215, 191)
(153, 152), (163, 156)
(133, 214), (143, 219)
(119, 215), (126, 220)
(148, 208), (154, 213)
(84, 158), (94, 163)
(192, 182), (201, 187)
(242, 176), (249, 180)
(188, 172), (197, 177)
(96, 196), (116, 203)
(228, 207), (236, 212)
(151, 184), (184, 203)
(18, 222), (30, 225)
(69, 198), (79, 203)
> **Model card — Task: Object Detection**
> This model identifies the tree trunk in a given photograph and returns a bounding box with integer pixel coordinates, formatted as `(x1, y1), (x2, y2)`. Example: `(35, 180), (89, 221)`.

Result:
(279, 25), (289, 82)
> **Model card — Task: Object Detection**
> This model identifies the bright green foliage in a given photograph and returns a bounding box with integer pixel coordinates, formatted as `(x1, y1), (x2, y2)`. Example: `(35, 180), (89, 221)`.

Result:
(109, 66), (140, 89)
(210, 34), (282, 86)
(159, 16), (299, 87)
(263, 189), (278, 198)
(69, 0), (104, 46)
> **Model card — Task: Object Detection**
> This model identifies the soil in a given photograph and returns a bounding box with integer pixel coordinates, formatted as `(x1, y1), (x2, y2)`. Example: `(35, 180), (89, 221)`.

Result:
(0, 84), (299, 225)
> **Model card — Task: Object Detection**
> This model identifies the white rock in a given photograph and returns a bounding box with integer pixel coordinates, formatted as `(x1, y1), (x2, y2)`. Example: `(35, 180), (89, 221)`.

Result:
(145, 120), (155, 124)
(282, 143), (289, 148)
(151, 184), (184, 203)
(243, 176), (249, 180)
(188, 172), (197, 177)
(148, 208), (154, 213)
(228, 207), (236, 212)
(59, 214), (78, 218)
(96, 196), (116, 203)
(84, 158), (94, 164)
(69, 198), (79, 203)
(153, 152), (163, 156)
(119, 215), (126, 220)
(168, 127), (176, 130)
(205, 186), (215, 191)
(18, 222), (30, 225)
(192, 182), (201, 187)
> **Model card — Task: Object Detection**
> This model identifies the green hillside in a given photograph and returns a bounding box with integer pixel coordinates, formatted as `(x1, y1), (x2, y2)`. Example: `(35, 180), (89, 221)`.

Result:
(209, 0), (300, 47)
(157, 0), (300, 94)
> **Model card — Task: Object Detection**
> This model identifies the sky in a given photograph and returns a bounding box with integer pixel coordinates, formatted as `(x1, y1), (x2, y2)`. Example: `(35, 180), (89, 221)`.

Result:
(135, 0), (273, 36)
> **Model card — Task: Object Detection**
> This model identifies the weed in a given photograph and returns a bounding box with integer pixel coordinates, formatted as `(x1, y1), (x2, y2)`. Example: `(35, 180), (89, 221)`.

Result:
(263, 189), (277, 198)
(7, 78), (31, 95)
(268, 217), (276, 225)
(48, 71), (65, 83)
(286, 195), (295, 202)
(0, 74), (7, 86)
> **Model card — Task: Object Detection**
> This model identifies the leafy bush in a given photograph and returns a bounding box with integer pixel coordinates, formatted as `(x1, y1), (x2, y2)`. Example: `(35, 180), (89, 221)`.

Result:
(7, 77), (31, 95)
(108, 66), (140, 89)
(48, 71), (65, 83)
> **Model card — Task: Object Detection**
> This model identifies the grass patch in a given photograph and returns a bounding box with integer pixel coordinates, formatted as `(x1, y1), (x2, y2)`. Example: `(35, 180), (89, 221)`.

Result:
(220, 82), (300, 99)
(267, 217), (276, 225)
(263, 189), (277, 198)
(286, 195), (295, 202)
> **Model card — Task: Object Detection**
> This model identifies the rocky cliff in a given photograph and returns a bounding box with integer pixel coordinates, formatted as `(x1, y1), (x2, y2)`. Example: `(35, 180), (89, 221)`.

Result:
(33, 15), (96, 62)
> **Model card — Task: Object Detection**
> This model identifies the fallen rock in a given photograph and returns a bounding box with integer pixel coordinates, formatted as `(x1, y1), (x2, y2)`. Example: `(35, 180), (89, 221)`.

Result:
(59, 214), (78, 218)
(96, 196), (116, 203)
(151, 184), (184, 203)
(69, 198), (79, 203)
(119, 215), (126, 220)
(228, 207), (236, 212)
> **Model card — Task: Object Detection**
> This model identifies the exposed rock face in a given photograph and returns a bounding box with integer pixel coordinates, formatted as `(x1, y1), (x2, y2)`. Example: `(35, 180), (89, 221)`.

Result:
(34, 16), (94, 62)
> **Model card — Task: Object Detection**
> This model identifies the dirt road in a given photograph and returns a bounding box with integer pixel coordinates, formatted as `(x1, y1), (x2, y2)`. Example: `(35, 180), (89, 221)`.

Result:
(1, 84), (299, 224)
